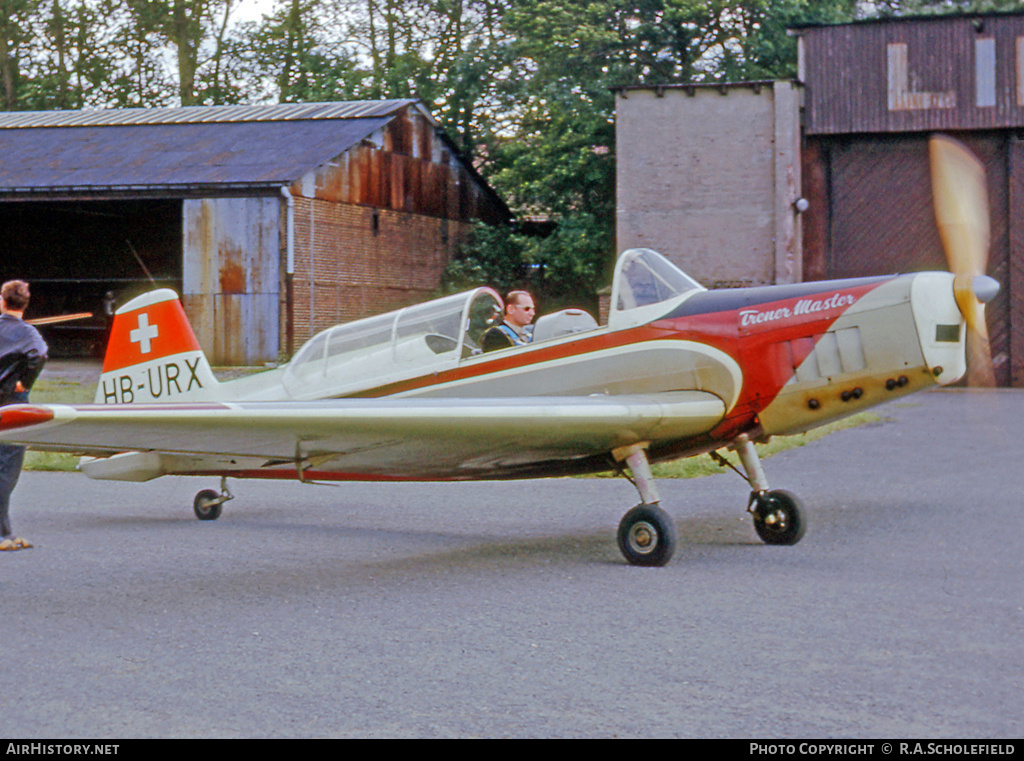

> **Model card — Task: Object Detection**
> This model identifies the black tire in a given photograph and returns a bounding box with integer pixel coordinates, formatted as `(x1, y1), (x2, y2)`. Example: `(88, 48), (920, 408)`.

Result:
(751, 489), (806, 546)
(193, 489), (223, 521)
(617, 503), (678, 567)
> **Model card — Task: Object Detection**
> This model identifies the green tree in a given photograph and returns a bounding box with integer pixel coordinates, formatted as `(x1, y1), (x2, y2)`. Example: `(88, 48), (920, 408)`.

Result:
(441, 221), (529, 295)
(0, 0), (40, 109)
(99, 0), (177, 107)
(0, 0), (900, 308)
(123, 0), (242, 106)
(16, 0), (118, 109)
(1, 0), (139, 110)
(455, 0), (869, 304)
(335, 0), (517, 159)
(247, 0), (367, 103)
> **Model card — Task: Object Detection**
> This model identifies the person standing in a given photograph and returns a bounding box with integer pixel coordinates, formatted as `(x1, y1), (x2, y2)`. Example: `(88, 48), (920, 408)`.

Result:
(0, 280), (48, 551)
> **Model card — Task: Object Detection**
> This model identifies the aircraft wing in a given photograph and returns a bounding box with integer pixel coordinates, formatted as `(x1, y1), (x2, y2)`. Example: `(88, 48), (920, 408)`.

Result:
(0, 392), (725, 480)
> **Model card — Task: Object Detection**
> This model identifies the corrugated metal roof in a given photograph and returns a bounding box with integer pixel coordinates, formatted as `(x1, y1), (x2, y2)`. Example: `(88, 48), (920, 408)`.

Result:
(0, 99), (423, 129)
(0, 116), (396, 192)
(0, 104), (412, 193)
(788, 8), (1024, 31)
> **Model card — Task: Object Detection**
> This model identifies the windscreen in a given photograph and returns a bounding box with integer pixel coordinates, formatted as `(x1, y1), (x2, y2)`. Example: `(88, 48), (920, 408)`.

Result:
(615, 248), (703, 312)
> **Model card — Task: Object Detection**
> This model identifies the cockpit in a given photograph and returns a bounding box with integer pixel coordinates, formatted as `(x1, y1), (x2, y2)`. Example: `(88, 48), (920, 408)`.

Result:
(281, 247), (703, 399)
(282, 288), (505, 398)
(608, 247), (705, 329)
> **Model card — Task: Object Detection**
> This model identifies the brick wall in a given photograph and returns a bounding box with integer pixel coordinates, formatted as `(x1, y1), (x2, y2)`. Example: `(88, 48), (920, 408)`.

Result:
(289, 197), (470, 346)
(615, 82), (803, 288)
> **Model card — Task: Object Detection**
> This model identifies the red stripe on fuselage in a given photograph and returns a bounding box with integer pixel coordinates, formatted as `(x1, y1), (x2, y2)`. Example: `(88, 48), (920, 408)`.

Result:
(691, 278), (894, 439)
(350, 322), (675, 398)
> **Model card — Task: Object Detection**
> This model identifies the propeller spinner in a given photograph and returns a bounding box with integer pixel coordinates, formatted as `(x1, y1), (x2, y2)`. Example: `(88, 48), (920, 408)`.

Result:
(929, 134), (999, 387)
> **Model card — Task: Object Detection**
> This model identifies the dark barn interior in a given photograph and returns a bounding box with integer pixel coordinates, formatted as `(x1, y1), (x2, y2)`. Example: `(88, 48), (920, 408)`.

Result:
(1, 199), (183, 356)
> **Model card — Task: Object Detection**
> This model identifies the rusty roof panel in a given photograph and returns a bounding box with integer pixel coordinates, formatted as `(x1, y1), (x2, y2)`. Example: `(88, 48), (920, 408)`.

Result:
(0, 100), (422, 129)
(0, 117), (393, 192)
(796, 13), (1024, 134)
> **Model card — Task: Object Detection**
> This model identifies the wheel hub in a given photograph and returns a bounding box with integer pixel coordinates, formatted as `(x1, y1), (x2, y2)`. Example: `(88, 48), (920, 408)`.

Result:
(627, 521), (658, 554)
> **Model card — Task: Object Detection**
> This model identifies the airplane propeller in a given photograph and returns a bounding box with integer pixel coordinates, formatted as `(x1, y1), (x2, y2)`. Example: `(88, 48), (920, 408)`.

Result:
(26, 312), (93, 327)
(929, 134), (999, 387)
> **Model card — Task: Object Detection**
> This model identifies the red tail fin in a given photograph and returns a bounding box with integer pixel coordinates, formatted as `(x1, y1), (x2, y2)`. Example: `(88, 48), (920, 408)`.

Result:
(97, 289), (219, 404)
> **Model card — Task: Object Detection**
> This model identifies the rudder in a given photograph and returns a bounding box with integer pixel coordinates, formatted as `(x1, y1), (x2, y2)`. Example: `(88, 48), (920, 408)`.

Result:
(96, 289), (220, 404)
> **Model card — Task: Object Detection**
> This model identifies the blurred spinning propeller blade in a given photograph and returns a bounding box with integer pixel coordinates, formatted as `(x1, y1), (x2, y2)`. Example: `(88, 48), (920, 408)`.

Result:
(929, 134), (997, 387)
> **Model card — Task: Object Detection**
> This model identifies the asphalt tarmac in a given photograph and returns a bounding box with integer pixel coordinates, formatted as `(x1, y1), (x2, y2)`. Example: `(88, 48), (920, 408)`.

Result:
(1, 388), (1021, 738)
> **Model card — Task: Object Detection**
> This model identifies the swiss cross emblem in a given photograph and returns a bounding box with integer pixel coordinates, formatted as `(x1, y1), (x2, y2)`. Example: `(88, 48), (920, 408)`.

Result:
(130, 313), (159, 354)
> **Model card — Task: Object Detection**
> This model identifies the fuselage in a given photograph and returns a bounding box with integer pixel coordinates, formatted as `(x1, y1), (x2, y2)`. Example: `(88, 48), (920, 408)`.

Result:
(211, 267), (964, 474)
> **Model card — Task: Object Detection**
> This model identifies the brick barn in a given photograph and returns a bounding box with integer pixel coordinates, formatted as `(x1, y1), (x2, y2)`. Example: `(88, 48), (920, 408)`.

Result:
(0, 100), (509, 365)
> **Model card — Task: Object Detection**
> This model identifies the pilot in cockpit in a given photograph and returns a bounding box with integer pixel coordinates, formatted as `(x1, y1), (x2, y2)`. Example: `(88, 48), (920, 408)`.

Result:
(481, 290), (535, 352)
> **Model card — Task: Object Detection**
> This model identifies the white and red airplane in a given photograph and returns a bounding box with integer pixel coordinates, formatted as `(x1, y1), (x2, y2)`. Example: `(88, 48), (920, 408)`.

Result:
(0, 136), (998, 565)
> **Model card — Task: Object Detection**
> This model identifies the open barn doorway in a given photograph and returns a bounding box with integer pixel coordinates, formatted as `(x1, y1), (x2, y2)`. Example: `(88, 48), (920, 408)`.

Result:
(0, 199), (183, 357)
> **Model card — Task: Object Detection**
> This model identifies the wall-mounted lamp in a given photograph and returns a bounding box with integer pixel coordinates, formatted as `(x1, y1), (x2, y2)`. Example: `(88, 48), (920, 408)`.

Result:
(793, 197), (810, 213)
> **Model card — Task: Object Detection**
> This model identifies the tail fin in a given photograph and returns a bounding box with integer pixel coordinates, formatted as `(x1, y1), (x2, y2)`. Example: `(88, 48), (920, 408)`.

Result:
(96, 289), (220, 404)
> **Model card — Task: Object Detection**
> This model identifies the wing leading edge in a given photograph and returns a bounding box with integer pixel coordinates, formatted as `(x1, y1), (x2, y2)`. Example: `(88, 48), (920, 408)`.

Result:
(0, 392), (725, 481)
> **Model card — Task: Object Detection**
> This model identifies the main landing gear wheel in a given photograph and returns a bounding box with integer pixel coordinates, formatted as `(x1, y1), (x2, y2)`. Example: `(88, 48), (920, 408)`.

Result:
(617, 503), (678, 567)
(750, 489), (806, 546)
(193, 477), (234, 521)
(193, 489), (224, 521)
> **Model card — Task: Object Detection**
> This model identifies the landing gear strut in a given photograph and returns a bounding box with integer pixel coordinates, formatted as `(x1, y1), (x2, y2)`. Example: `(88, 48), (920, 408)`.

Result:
(193, 476), (234, 521)
(720, 434), (806, 546)
(613, 443), (677, 566)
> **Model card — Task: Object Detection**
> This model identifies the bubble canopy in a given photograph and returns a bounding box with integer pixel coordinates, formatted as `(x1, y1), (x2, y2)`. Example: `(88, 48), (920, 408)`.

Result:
(283, 287), (504, 398)
(279, 248), (700, 398)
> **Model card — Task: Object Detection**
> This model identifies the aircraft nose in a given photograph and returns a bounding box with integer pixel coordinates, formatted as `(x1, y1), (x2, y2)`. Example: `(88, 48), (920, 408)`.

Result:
(972, 275), (1000, 304)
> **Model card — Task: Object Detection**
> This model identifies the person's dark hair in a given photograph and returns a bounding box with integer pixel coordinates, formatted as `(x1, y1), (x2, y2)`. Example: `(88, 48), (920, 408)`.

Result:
(1, 280), (30, 312)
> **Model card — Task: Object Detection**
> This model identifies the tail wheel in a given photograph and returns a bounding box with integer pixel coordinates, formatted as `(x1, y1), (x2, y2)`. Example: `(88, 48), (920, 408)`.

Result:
(617, 503), (677, 567)
(751, 489), (806, 546)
